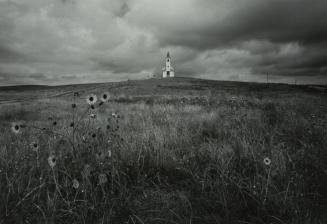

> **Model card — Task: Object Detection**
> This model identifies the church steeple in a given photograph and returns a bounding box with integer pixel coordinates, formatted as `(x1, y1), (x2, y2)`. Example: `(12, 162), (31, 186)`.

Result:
(162, 51), (174, 78)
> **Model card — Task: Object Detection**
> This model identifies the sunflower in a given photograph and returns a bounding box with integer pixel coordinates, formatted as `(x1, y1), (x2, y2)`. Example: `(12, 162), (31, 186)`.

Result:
(86, 94), (97, 105)
(30, 142), (39, 151)
(11, 122), (20, 134)
(48, 155), (57, 168)
(100, 92), (110, 102)
(72, 179), (80, 189)
(263, 157), (271, 166)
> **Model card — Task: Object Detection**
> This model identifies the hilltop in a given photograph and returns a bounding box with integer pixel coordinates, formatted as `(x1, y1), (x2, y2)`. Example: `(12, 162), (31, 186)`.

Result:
(0, 77), (326, 105)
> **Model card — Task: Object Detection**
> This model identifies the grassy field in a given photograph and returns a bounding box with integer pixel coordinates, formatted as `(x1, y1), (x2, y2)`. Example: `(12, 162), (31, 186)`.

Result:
(0, 78), (326, 223)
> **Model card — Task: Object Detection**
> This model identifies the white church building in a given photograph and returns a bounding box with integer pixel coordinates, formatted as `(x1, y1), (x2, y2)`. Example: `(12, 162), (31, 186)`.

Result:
(162, 52), (175, 78)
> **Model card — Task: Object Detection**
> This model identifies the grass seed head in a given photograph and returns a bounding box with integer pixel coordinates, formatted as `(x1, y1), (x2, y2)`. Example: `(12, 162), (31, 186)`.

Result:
(72, 179), (79, 189)
(98, 173), (108, 185)
(82, 164), (92, 178)
(96, 151), (105, 161)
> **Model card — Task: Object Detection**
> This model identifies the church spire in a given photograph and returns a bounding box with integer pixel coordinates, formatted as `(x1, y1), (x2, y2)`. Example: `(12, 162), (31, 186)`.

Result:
(162, 51), (174, 78)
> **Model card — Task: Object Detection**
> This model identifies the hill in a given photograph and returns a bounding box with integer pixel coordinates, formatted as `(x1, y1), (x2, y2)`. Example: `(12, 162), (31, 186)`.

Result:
(0, 77), (326, 223)
(0, 77), (326, 105)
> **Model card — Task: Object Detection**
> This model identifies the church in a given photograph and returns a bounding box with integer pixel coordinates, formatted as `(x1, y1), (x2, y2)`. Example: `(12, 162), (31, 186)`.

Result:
(162, 52), (175, 78)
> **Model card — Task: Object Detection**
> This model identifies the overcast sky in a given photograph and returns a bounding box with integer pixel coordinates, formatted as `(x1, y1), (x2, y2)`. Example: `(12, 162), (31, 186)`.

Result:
(0, 0), (326, 85)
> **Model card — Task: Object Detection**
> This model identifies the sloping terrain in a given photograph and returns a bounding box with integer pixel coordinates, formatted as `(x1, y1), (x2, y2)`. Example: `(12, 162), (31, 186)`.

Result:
(0, 77), (325, 104)
(0, 78), (326, 223)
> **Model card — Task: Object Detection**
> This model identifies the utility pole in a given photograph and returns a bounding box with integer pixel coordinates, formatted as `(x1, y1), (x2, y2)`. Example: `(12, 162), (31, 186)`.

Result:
(266, 73), (269, 85)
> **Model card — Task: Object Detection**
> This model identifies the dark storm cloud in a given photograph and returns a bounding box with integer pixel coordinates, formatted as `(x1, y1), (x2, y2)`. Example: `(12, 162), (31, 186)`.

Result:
(127, 0), (327, 83)
(0, 0), (326, 85)
(245, 42), (327, 78)
(0, 69), (46, 86)
(135, 0), (327, 49)
(115, 2), (130, 18)
(0, 46), (25, 63)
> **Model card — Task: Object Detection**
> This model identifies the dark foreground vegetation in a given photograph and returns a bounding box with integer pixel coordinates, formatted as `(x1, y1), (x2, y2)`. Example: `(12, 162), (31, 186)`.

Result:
(0, 78), (326, 223)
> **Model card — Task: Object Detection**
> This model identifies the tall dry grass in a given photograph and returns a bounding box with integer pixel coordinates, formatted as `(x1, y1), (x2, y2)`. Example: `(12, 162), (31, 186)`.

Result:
(0, 90), (326, 223)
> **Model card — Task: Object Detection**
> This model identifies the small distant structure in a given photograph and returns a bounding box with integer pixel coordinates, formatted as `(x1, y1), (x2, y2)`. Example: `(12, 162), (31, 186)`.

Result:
(147, 74), (155, 79)
(162, 52), (174, 78)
